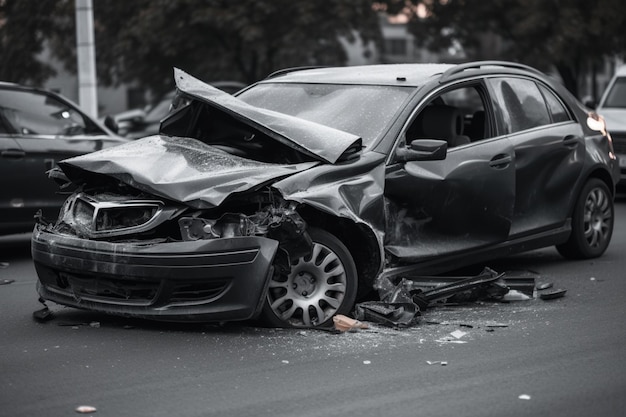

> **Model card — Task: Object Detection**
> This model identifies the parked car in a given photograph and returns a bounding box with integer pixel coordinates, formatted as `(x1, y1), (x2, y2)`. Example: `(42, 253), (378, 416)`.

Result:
(0, 82), (128, 235)
(113, 81), (246, 138)
(32, 62), (620, 328)
(595, 64), (626, 188)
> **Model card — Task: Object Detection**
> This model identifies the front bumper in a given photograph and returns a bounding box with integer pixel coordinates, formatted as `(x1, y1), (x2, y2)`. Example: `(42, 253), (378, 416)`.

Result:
(31, 226), (279, 322)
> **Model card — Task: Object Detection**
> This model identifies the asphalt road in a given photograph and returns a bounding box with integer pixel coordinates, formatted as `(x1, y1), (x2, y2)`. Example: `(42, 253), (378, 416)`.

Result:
(1, 197), (625, 417)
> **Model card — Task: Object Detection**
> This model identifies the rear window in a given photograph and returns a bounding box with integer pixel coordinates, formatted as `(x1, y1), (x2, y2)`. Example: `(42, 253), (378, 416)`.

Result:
(602, 77), (626, 108)
(238, 83), (413, 147)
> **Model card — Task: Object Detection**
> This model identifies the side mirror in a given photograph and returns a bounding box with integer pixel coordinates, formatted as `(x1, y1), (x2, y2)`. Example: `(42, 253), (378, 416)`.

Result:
(396, 139), (448, 163)
(103, 115), (119, 134)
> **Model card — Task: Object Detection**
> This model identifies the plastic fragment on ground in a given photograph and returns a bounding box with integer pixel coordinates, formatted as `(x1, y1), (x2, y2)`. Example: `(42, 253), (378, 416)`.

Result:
(89, 322), (100, 328)
(539, 289), (567, 300)
(353, 301), (419, 328)
(0, 279), (14, 285)
(426, 361), (448, 366)
(33, 307), (54, 322)
(75, 405), (97, 413)
(518, 394), (531, 400)
(332, 314), (369, 332)
(502, 289), (532, 301)
(450, 330), (467, 339)
(0, 261), (8, 269)
(536, 282), (553, 290)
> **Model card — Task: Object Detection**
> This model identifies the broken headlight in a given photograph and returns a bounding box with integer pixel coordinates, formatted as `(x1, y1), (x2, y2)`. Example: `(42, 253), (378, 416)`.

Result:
(58, 193), (175, 238)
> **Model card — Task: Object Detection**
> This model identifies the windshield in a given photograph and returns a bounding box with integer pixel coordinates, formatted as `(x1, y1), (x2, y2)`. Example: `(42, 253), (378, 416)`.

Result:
(0, 89), (103, 136)
(237, 83), (413, 147)
(602, 77), (626, 108)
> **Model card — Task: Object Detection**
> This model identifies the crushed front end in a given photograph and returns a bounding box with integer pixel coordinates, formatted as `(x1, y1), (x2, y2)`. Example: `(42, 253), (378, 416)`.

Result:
(32, 185), (312, 322)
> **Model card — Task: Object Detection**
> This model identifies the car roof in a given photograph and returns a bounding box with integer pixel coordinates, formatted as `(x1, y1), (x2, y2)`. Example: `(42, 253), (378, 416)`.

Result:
(258, 61), (548, 87)
(261, 64), (455, 87)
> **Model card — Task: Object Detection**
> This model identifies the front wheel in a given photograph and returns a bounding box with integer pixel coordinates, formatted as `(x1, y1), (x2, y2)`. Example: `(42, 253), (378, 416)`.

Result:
(557, 178), (614, 259)
(261, 228), (358, 328)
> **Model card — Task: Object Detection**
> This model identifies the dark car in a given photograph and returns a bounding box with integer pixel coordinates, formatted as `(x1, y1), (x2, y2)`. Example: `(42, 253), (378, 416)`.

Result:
(113, 81), (246, 138)
(0, 82), (128, 235)
(31, 62), (620, 328)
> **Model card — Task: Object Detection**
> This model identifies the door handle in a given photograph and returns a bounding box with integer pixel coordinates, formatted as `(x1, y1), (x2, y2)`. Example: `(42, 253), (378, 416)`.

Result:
(1, 149), (25, 158)
(489, 154), (512, 169)
(563, 135), (581, 147)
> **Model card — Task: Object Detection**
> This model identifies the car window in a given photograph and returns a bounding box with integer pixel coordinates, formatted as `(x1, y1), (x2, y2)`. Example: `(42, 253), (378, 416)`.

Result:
(490, 78), (551, 134)
(538, 84), (572, 123)
(237, 83), (414, 147)
(0, 89), (99, 136)
(602, 76), (626, 108)
(404, 84), (490, 147)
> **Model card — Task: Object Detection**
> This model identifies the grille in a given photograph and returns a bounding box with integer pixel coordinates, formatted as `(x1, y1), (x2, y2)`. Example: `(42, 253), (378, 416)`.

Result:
(170, 281), (230, 303)
(611, 133), (626, 154)
(58, 273), (159, 303)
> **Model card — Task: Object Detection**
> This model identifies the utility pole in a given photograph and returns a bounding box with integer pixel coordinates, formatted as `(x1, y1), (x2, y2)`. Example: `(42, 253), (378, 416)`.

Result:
(75, 0), (98, 117)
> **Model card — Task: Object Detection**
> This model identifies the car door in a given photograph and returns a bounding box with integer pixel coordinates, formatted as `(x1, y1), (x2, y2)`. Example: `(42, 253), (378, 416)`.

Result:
(0, 87), (122, 231)
(384, 83), (516, 261)
(487, 77), (585, 237)
(0, 132), (30, 233)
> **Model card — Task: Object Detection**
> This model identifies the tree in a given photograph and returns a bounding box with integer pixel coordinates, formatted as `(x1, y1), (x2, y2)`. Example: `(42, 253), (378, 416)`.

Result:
(0, 0), (64, 85)
(49, 0), (382, 99)
(403, 0), (626, 98)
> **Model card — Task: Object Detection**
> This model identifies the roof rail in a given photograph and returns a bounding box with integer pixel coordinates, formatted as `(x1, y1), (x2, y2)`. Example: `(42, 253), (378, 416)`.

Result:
(265, 66), (327, 79)
(439, 61), (544, 83)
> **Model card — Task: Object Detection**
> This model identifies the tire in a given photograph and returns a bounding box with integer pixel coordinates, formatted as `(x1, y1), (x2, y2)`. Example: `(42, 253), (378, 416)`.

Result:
(556, 178), (614, 259)
(261, 227), (358, 328)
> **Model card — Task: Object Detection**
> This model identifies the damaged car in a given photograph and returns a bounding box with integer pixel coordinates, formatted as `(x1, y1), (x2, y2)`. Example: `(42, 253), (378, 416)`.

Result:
(31, 62), (620, 328)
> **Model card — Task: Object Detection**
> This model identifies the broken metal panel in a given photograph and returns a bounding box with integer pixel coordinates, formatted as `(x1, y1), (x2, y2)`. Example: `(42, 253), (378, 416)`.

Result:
(171, 68), (363, 164)
(360, 267), (512, 327)
(274, 151), (386, 230)
(59, 135), (319, 209)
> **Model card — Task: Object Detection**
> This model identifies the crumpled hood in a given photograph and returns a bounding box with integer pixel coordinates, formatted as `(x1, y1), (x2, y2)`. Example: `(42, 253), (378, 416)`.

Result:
(59, 135), (319, 208)
(171, 68), (362, 164)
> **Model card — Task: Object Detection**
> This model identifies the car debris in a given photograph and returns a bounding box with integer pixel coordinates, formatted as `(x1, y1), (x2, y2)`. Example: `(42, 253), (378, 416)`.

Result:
(75, 405), (97, 414)
(536, 282), (553, 290)
(332, 314), (368, 332)
(1, 279), (15, 285)
(354, 267), (509, 327)
(539, 289), (567, 300)
(32, 297), (54, 322)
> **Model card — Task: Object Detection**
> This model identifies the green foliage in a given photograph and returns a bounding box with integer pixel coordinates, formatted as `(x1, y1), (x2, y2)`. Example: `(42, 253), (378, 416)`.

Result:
(0, 0), (64, 85)
(50, 0), (382, 97)
(405, 0), (626, 96)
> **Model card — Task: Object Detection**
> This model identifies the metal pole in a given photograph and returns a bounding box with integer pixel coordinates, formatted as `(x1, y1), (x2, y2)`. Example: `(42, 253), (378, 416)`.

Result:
(75, 0), (98, 117)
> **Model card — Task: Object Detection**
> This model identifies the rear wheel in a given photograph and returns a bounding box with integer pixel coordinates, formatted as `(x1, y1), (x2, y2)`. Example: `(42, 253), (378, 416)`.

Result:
(557, 178), (614, 259)
(261, 228), (358, 328)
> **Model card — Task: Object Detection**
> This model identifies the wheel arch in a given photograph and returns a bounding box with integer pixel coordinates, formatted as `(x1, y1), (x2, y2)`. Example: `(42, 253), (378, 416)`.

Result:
(298, 205), (383, 299)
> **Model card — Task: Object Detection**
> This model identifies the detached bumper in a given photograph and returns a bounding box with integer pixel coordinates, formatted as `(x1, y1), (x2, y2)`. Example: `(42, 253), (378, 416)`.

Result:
(31, 226), (278, 322)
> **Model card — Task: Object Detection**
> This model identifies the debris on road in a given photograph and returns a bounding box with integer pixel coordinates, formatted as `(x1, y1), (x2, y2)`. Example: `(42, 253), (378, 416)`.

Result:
(33, 297), (54, 322)
(426, 361), (448, 366)
(539, 289), (567, 300)
(518, 394), (531, 400)
(332, 315), (369, 332)
(0, 279), (15, 285)
(0, 261), (8, 269)
(349, 267), (566, 329)
(354, 301), (420, 328)
(537, 282), (553, 290)
(75, 405), (97, 413)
